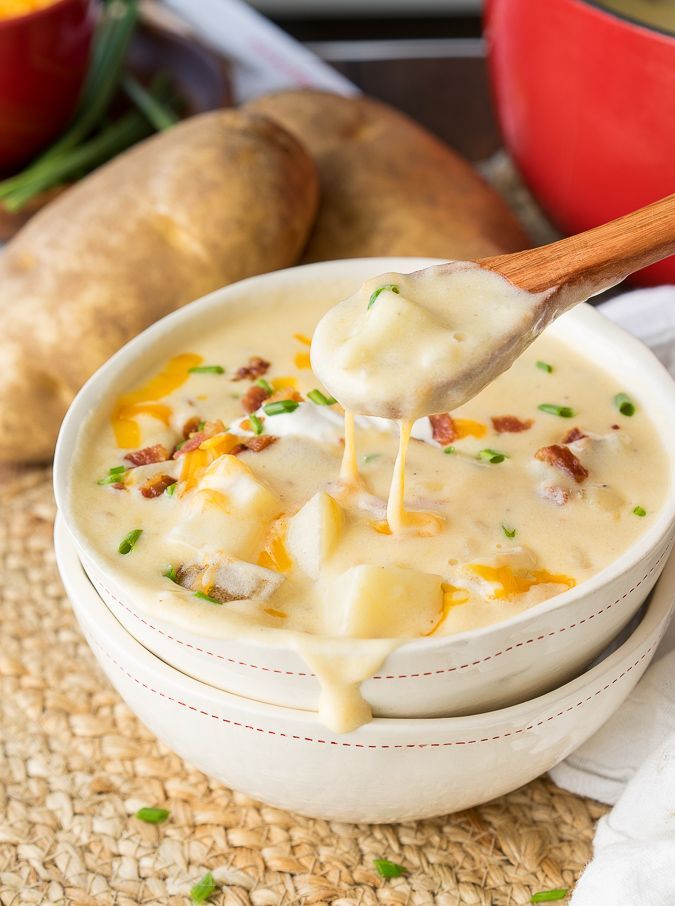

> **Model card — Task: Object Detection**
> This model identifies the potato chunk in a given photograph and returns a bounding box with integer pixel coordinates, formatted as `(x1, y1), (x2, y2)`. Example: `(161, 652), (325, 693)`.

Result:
(170, 455), (280, 559)
(286, 491), (344, 579)
(326, 564), (443, 638)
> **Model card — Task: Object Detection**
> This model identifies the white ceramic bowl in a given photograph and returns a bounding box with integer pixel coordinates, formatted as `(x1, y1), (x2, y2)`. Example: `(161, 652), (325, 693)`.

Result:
(53, 258), (675, 718)
(55, 515), (674, 823)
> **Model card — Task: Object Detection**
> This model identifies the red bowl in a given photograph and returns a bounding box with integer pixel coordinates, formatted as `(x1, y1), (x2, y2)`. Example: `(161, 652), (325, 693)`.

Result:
(0, 0), (97, 173)
(485, 0), (675, 285)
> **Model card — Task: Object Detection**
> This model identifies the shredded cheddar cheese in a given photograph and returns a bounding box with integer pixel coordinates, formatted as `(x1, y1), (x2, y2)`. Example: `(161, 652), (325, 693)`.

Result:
(469, 564), (575, 599)
(258, 521), (293, 573)
(454, 418), (488, 439)
(293, 333), (312, 346)
(294, 351), (312, 370)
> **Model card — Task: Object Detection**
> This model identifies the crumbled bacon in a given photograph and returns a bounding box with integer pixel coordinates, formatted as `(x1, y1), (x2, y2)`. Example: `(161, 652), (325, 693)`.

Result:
(491, 415), (533, 433)
(541, 485), (570, 506)
(173, 419), (226, 458)
(232, 356), (270, 382)
(562, 426), (587, 444)
(535, 444), (589, 483)
(232, 435), (278, 456)
(241, 384), (271, 414)
(429, 413), (457, 445)
(182, 416), (202, 439)
(140, 474), (177, 499)
(124, 444), (170, 467)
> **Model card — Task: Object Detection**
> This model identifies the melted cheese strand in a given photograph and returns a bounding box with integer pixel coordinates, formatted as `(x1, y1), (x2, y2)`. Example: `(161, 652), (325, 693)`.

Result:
(387, 419), (445, 535)
(340, 410), (360, 485)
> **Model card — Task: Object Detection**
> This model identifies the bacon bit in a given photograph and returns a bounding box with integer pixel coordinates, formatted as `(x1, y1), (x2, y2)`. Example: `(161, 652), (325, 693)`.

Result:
(232, 435), (278, 456)
(535, 444), (589, 483)
(232, 356), (270, 381)
(611, 424), (621, 430)
(241, 383), (270, 414)
(562, 426), (587, 444)
(112, 482), (126, 491)
(140, 474), (177, 499)
(173, 420), (226, 458)
(124, 443), (170, 467)
(429, 413), (457, 445)
(491, 415), (533, 433)
(182, 416), (201, 439)
(542, 486), (570, 506)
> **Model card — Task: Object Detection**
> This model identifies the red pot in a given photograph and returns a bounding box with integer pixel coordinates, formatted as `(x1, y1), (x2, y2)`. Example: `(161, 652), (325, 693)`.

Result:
(485, 0), (675, 285)
(0, 0), (97, 173)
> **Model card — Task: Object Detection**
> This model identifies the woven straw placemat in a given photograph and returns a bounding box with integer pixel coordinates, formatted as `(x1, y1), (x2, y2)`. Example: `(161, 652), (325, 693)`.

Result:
(0, 466), (608, 905)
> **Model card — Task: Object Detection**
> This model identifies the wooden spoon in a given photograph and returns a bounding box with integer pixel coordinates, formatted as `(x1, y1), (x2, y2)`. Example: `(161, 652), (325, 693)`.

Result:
(476, 193), (675, 309)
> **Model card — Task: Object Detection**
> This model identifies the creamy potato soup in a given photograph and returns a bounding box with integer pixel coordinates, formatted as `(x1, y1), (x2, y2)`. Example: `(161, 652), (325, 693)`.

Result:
(70, 272), (667, 731)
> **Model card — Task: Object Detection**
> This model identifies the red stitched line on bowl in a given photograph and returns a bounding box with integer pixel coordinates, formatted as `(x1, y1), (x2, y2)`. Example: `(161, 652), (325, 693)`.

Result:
(91, 544), (670, 682)
(89, 638), (657, 748)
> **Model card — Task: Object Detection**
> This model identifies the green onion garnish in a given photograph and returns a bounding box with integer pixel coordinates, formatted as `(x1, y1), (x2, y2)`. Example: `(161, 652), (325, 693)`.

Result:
(538, 403), (575, 418)
(194, 591), (220, 605)
(368, 284), (400, 310)
(263, 400), (300, 416)
(502, 524), (517, 538)
(118, 529), (142, 555)
(536, 361), (553, 373)
(443, 445), (456, 455)
(363, 453), (381, 464)
(530, 890), (568, 903)
(97, 465), (127, 484)
(163, 565), (178, 583)
(135, 807), (170, 824)
(256, 378), (273, 393)
(373, 859), (407, 879)
(478, 449), (508, 464)
(614, 392), (636, 416)
(174, 439), (187, 451)
(633, 505), (647, 517)
(165, 482), (177, 496)
(307, 389), (337, 406)
(190, 872), (217, 904)
(188, 365), (225, 375)
(109, 465), (126, 474)
(249, 413), (264, 435)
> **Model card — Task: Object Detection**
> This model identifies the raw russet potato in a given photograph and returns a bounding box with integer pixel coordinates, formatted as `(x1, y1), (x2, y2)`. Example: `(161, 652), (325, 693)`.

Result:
(0, 110), (318, 463)
(245, 89), (529, 262)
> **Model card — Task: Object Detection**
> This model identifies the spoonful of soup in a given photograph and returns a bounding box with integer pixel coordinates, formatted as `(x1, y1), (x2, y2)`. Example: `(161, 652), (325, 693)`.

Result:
(311, 193), (675, 531)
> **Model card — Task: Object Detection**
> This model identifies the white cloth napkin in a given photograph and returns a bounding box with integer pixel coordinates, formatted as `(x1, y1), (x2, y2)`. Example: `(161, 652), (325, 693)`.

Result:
(549, 286), (675, 905)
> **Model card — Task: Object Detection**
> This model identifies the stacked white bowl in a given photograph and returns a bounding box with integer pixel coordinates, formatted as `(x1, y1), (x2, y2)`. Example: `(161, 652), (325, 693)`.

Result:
(53, 260), (675, 822)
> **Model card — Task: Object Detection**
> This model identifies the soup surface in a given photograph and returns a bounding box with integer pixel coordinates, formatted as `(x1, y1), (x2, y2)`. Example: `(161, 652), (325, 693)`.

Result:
(70, 274), (666, 729)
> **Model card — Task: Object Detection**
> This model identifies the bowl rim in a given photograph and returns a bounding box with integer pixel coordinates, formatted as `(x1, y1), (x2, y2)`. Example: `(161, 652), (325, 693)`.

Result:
(55, 511), (674, 732)
(53, 256), (675, 654)
(0, 0), (91, 30)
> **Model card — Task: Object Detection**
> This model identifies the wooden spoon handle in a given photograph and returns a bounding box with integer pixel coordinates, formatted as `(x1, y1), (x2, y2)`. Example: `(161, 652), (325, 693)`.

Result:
(477, 193), (675, 296)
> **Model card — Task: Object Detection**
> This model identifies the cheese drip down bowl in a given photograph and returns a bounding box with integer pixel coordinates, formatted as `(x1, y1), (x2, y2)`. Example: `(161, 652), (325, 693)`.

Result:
(54, 259), (675, 724)
(55, 515), (674, 823)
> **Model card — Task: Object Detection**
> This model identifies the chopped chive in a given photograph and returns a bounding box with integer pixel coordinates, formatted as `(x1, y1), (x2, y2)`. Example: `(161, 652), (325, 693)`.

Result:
(249, 413), (264, 435)
(194, 591), (220, 605)
(368, 284), (400, 310)
(633, 505), (647, 517)
(190, 872), (217, 903)
(614, 392), (636, 416)
(363, 453), (381, 464)
(163, 565), (178, 583)
(165, 482), (177, 496)
(188, 365), (225, 375)
(135, 807), (169, 824)
(97, 465), (128, 484)
(478, 448), (508, 464)
(109, 465), (126, 475)
(174, 439), (187, 451)
(530, 890), (568, 903)
(198, 420), (206, 430)
(538, 403), (575, 418)
(256, 378), (273, 393)
(307, 388), (337, 406)
(443, 445), (456, 455)
(118, 529), (142, 555)
(373, 858), (407, 879)
(536, 361), (553, 373)
(502, 524), (517, 538)
(263, 400), (300, 416)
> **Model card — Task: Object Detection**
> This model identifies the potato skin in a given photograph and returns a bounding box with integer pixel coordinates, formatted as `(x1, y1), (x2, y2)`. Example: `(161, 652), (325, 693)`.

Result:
(246, 90), (529, 262)
(0, 110), (318, 462)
